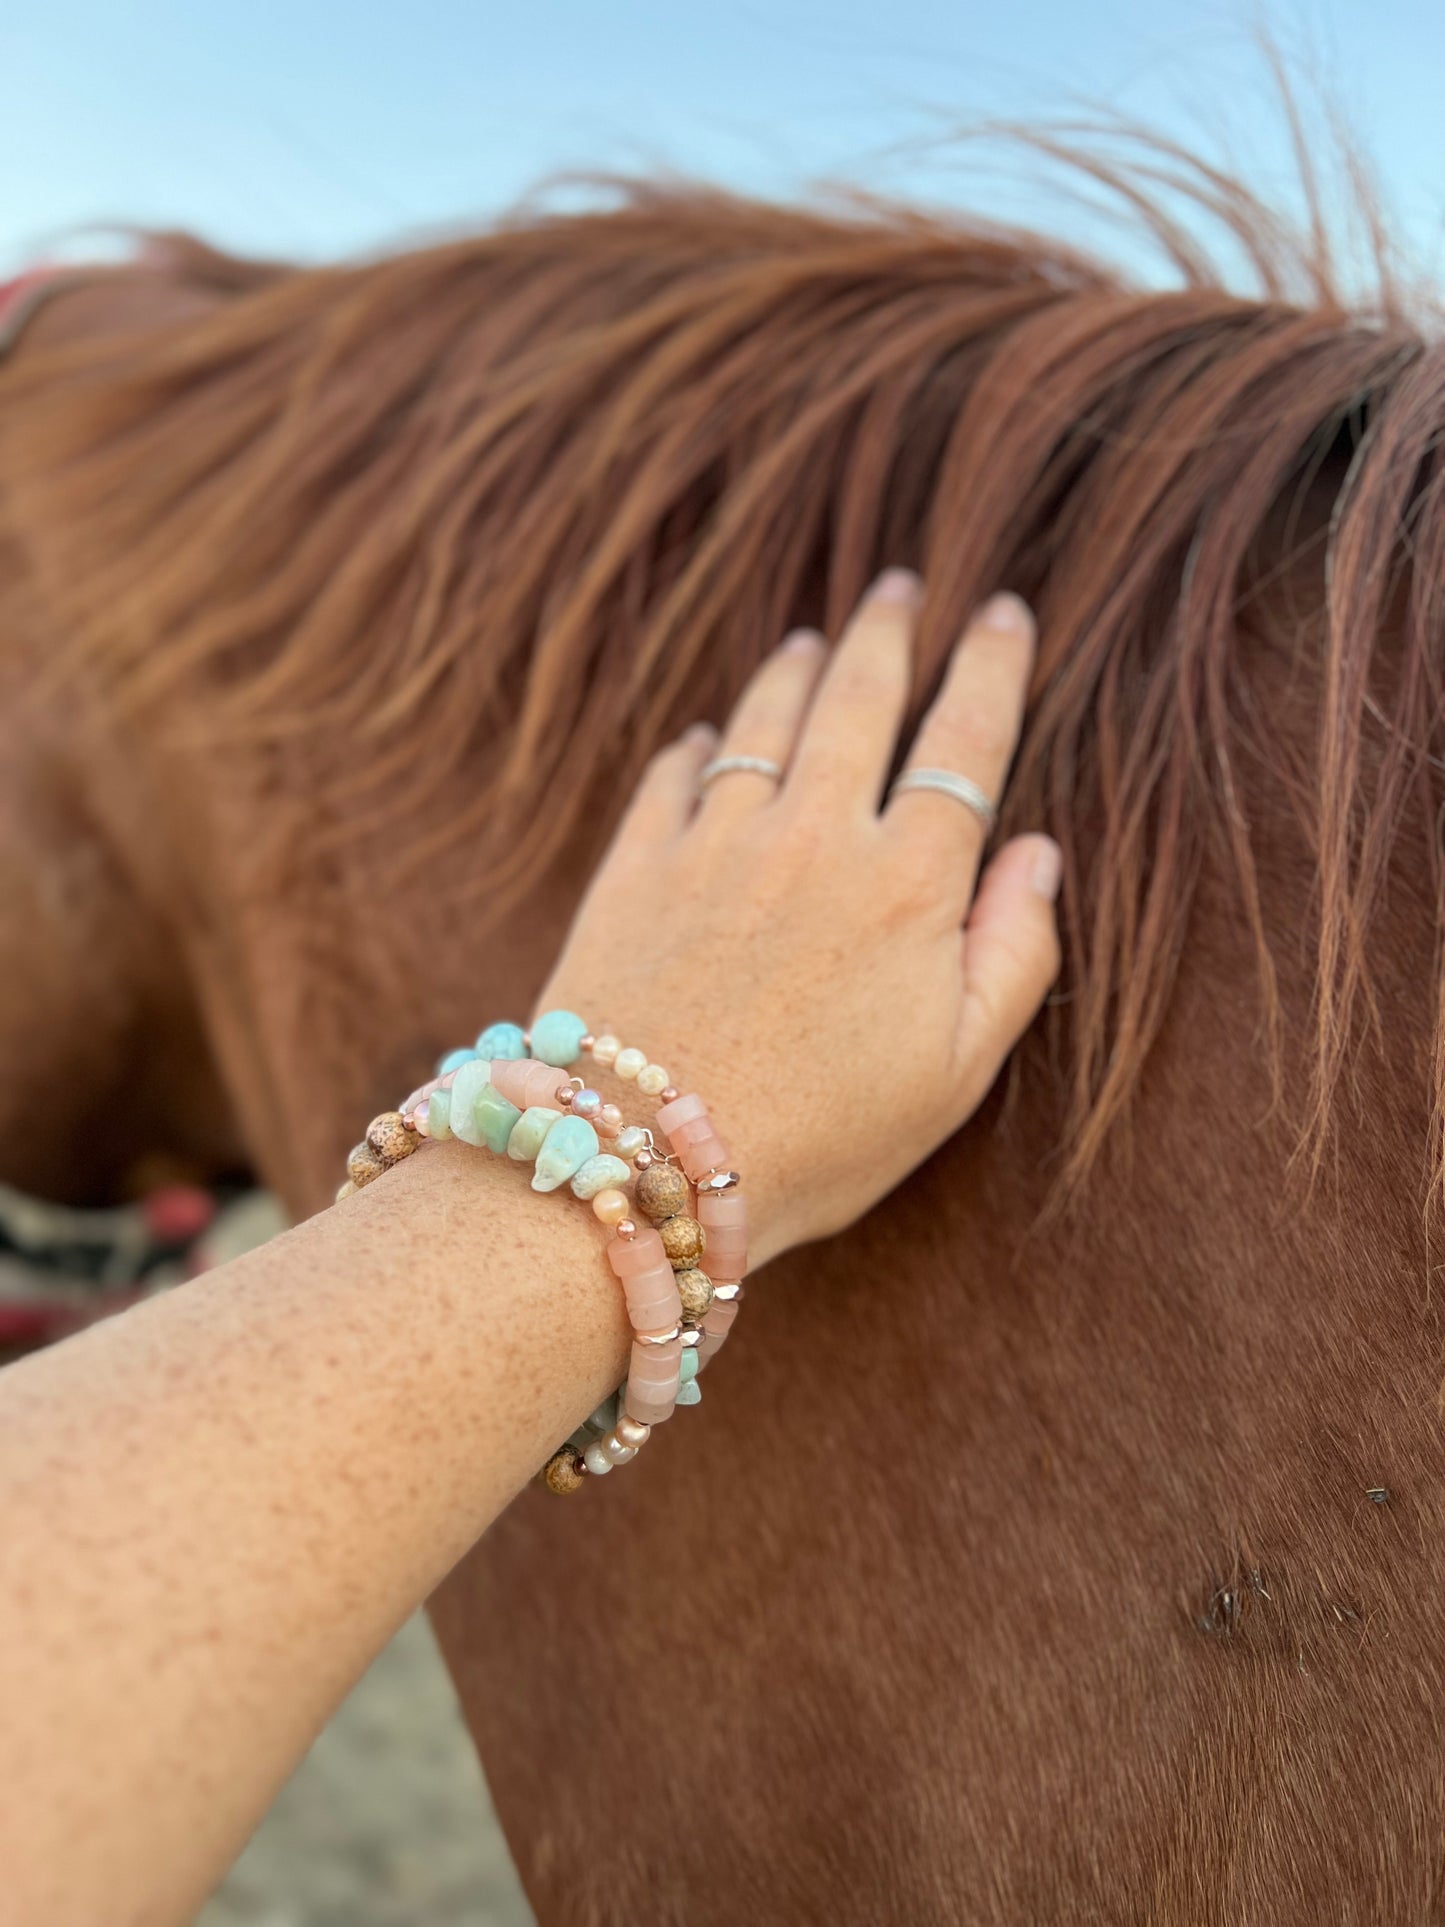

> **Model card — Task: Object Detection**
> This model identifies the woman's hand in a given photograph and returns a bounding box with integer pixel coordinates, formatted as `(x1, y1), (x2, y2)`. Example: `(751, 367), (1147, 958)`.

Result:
(538, 571), (1062, 1266)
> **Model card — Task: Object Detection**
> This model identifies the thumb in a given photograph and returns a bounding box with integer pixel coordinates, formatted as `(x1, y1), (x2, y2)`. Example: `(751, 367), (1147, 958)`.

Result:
(957, 833), (1063, 1098)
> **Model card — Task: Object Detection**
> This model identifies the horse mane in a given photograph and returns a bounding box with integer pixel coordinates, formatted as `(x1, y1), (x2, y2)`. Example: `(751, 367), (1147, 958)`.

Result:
(4, 131), (1444, 1187)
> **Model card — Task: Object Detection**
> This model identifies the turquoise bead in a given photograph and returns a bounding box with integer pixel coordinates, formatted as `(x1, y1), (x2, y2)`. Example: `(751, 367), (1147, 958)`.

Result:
(508, 1105), (562, 1162)
(474, 1083), (523, 1155)
(676, 1379), (702, 1406)
(427, 1088), (453, 1142)
(531, 1114), (599, 1191)
(569, 1153), (631, 1200)
(529, 1008), (589, 1068)
(679, 1348), (699, 1385)
(447, 1058), (493, 1145)
(437, 1046), (478, 1076)
(475, 1021), (528, 1061)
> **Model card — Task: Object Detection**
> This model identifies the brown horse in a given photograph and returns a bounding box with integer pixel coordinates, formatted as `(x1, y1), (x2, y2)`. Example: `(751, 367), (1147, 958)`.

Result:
(4, 145), (1445, 1922)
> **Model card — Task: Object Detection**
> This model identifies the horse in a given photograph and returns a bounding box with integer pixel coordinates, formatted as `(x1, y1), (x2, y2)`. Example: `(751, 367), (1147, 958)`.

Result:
(4, 142), (1445, 1922)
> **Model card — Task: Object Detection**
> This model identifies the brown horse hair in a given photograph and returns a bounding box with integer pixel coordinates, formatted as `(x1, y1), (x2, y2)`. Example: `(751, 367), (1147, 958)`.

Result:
(3, 130), (1444, 1195)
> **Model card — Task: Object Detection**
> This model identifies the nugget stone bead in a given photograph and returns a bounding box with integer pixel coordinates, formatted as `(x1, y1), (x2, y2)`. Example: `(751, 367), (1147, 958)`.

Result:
(532, 1114), (600, 1191)
(659, 1213), (706, 1268)
(447, 1058), (494, 1147)
(475, 1020), (528, 1060)
(633, 1161), (690, 1223)
(508, 1105), (562, 1162)
(570, 1153), (631, 1200)
(529, 1009), (590, 1067)
(437, 1046), (478, 1076)
(425, 1087), (453, 1140)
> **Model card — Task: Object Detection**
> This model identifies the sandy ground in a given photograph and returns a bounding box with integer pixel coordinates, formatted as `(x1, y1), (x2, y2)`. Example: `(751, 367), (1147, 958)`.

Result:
(201, 1612), (533, 1927)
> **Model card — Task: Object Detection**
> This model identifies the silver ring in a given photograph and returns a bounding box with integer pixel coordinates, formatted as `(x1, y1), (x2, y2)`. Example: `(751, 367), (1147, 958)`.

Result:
(700, 753), (784, 789)
(888, 766), (997, 831)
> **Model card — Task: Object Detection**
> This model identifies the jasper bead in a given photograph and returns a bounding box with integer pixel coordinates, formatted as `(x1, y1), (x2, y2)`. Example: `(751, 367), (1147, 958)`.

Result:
(530, 1009), (590, 1067)
(532, 1114), (600, 1191)
(437, 1046), (478, 1076)
(507, 1105), (562, 1162)
(569, 1152), (630, 1199)
(592, 1187), (631, 1225)
(543, 1448), (586, 1495)
(475, 1020), (528, 1061)
(674, 1267), (714, 1321)
(346, 1141), (387, 1188)
(426, 1087), (453, 1140)
(366, 1112), (417, 1166)
(634, 1161), (690, 1223)
(614, 1046), (647, 1081)
(659, 1213), (706, 1268)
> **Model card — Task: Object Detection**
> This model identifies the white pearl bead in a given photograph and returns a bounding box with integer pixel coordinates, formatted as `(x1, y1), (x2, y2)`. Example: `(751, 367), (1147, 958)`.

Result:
(636, 1063), (669, 1096)
(615, 1415), (651, 1448)
(591, 1034), (621, 1067)
(614, 1046), (647, 1081)
(601, 1432), (638, 1466)
(583, 1441), (614, 1476)
(614, 1125), (649, 1159)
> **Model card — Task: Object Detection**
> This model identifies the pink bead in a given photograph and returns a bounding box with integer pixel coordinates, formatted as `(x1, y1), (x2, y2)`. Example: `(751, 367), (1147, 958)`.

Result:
(595, 1103), (624, 1138)
(697, 1191), (747, 1231)
(655, 1091), (708, 1136)
(606, 1226), (668, 1278)
(701, 1299), (739, 1338)
(703, 1251), (747, 1283)
(414, 1099), (431, 1136)
(625, 1336), (681, 1425)
(668, 1115), (716, 1149)
(679, 1134), (730, 1182)
(487, 1058), (571, 1109)
(622, 1263), (682, 1331)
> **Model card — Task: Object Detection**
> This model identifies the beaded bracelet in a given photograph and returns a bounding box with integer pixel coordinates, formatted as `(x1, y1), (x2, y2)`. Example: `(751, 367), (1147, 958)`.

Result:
(335, 1012), (747, 1494)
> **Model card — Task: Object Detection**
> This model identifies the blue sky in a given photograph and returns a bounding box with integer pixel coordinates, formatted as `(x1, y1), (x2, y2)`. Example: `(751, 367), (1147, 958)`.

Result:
(3, 3), (1443, 294)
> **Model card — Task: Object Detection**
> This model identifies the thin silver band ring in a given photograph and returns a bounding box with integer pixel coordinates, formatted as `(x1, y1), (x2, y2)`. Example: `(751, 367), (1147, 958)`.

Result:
(700, 754), (784, 789)
(888, 766), (997, 832)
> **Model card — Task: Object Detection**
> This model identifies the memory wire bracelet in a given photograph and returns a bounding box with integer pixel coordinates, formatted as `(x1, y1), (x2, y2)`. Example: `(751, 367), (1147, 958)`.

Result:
(334, 1011), (747, 1495)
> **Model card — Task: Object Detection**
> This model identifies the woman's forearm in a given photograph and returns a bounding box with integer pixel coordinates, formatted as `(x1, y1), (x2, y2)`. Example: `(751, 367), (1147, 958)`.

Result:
(0, 1142), (627, 1926)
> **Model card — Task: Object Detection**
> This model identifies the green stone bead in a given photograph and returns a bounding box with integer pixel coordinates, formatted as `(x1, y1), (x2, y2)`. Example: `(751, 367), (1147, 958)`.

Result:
(676, 1380), (702, 1406)
(569, 1153), (631, 1200)
(447, 1058), (494, 1146)
(679, 1348), (699, 1385)
(474, 1083), (524, 1155)
(508, 1105), (562, 1162)
(531, 1114), (599, 1191)
(529, 1008), (589, 1068)
(426, 1088), (453, 1142)
(475, 1021), (528, 1060)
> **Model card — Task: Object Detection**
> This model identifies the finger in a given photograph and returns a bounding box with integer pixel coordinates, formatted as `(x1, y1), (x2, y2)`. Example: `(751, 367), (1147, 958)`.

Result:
(697, 629), (828, 826)
(955, 834), (1063, 1104)
(885, 593), (1037, 904)
(614, 723), (719, 846)
(785, 569), (919, 812)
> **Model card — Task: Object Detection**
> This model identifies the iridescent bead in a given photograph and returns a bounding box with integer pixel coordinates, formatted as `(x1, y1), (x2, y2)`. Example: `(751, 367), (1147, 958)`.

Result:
(659, 1214), (706, 1267)
(615, 1415), (651, 1448)
(614, 1046), (647, 1081)
(570, 1153), (631, 1199)
(475, 1021), (528, 1061)
(600, 1430), (638, 1466)
(426, 1088), (453, 1141)
(634, 1162), (689, 1223)
(614, 1125), (649, 1160)
(591, 1034), (621, 1068)
(591, 1187), (631, 1225)
(583, 1441), (614, 1477)
(636, 1064), (669, 1096)
(436, 1046), (478, 1076)
(507, 1105), (562, 1162)
(595, 1103), (624, 1137)
(570, 1087), (603, 1119)
(529, 1009), (590, 1068)
(532, 1114), (600, 1191)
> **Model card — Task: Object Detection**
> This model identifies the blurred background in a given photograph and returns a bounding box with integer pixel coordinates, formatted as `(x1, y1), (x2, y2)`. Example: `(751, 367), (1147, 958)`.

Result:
(3, 2), (1441, 1920)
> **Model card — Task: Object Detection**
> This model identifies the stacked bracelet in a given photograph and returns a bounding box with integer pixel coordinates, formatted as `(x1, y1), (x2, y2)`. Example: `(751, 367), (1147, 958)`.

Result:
(335, 1012), (747, 1495)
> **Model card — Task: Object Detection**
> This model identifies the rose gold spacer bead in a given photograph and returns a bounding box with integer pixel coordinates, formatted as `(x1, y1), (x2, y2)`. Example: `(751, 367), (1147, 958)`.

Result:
(698, 1169), (742, 1192)
(580, 1034), (595, 1052)
(659, 1086), (679, 1104)
(522, 1031), (531, 1049)
(558, 1086), (574, 1107)
(616, 1219), (638, 1240)
(635, 1148), (654, 1170)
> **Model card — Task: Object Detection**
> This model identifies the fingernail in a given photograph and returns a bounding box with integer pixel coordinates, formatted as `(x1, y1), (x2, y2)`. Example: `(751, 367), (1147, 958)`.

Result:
(976, 591), (1035, 638)
(1030, 838), (1063, 901)
(779, 628), (824, 655)
(869, 567), (922, 605)
(684, 721), (718, 745)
